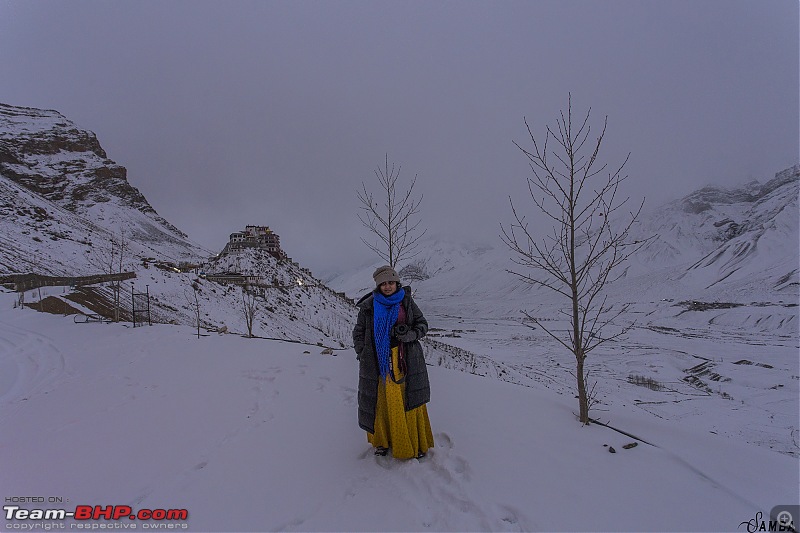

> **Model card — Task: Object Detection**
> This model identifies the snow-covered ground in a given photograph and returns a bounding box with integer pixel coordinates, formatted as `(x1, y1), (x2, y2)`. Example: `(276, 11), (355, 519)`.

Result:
(1, 289), (797, 532)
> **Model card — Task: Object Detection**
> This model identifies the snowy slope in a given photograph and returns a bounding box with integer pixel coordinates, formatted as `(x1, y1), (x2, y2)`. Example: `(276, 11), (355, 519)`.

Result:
(140, 249), (355, 347)
(0, 172), (107, 275)
(1, 292), (796, 532)
(0, 171), (199, 277)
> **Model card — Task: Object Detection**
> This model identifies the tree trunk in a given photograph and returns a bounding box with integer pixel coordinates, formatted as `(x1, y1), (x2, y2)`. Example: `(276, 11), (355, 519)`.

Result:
(113, 283), (120, 322)
(576, 353), (589, 424)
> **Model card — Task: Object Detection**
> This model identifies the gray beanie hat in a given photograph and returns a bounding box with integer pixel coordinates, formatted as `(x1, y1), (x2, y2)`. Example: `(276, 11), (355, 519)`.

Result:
(373, 265), (401, 286)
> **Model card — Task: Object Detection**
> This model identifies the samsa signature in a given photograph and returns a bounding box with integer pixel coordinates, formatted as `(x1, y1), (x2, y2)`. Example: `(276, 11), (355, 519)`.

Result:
(739, 511), (794, 533)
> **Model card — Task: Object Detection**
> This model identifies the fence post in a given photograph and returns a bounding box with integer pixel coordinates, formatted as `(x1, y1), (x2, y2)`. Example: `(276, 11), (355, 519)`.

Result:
(131, 283), (136, 328)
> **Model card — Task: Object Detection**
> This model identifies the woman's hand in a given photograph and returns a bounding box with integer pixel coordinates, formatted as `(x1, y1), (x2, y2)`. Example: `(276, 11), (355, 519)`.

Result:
(396, 329), (418, 343)
(392, 323), (413, 341)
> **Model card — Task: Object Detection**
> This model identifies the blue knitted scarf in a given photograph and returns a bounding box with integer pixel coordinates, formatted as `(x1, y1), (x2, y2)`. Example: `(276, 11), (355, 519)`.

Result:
(373, 288), (405, 379)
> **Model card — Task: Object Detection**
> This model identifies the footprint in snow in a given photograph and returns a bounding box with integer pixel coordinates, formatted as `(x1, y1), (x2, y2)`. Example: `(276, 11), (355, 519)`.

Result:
(436, 432), (454, 449)
(340, 386), (356, 406)
(314, 376), (332, 392)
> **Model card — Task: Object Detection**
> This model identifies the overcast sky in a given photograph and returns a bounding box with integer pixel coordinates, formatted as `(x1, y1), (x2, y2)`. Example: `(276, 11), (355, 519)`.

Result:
(1, 0), (797, 276)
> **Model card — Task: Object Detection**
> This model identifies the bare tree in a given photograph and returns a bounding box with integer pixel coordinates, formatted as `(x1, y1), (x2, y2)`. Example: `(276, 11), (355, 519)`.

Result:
(184, 281), (202, 339)
(501, 95), (645, 424)
(85, 229), (129, 322)
(357, 154), (426, 267)
(241, 284), (259, 338)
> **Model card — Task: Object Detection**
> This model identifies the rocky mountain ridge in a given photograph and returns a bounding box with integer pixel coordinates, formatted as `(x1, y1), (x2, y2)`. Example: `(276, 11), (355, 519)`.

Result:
(0, 103), (188, 244)
(627, 164), (799, 293)
(680, 166), (797, 214)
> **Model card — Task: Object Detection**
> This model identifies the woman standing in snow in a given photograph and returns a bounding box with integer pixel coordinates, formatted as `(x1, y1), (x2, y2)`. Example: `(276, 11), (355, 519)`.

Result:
(352, 265), (434, 459)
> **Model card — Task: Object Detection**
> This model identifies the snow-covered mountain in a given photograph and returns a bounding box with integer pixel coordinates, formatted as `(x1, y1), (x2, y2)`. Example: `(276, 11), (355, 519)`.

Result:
(624, 165), (799, 297)
(0, 103), (201, 257)
(0, 103), (355, 346)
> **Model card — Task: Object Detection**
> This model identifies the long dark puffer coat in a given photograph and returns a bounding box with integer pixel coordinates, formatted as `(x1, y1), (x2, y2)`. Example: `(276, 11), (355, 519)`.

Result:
(352, 286), (430, 434)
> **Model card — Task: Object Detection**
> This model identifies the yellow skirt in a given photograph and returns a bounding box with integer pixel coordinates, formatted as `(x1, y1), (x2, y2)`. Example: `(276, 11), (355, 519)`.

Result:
(368, 346), (434, 459)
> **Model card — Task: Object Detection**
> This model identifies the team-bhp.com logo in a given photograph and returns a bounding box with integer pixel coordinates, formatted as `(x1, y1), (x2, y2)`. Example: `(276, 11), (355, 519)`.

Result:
(5, 504), (189, 527)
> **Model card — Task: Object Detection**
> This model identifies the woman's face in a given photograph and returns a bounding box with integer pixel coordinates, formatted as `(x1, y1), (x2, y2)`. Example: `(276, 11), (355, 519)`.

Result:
(379, 281), (398, 295)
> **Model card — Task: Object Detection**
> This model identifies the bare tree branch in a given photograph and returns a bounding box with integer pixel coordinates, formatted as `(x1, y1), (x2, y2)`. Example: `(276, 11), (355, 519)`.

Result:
(241, 284), (259, 338)
(85, 228), (130, 322)
(357, 154), (427, 267)
(504, 95), (646, 424)
(184, 281), (202, 339)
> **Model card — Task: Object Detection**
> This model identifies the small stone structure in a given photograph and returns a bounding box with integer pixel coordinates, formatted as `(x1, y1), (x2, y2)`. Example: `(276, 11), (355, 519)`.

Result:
(219, 225), (285, 258)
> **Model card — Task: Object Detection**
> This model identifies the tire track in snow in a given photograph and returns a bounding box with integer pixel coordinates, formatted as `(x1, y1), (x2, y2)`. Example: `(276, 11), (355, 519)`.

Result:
(128, 364), (285, 508)
(0, 318), (66, 409)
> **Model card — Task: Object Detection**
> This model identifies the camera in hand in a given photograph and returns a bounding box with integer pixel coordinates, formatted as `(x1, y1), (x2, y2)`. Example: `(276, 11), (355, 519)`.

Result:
(392, 323), (409, 338)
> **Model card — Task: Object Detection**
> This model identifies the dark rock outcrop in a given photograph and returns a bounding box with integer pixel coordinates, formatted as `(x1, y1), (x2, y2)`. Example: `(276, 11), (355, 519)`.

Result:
(0, 102), (186, 238)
